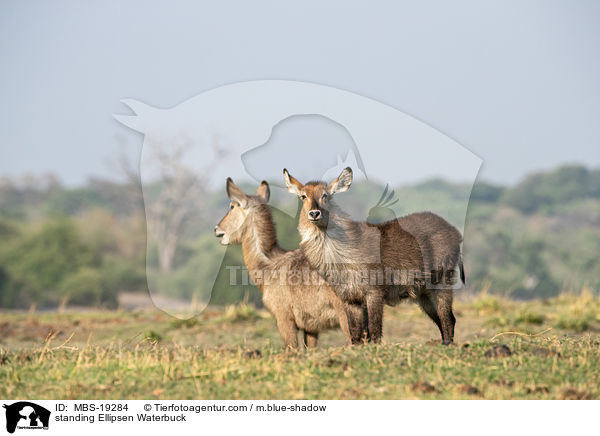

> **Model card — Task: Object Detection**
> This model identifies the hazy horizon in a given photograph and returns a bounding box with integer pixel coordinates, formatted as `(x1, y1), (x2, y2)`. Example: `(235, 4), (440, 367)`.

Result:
(1, 160), (596, 190)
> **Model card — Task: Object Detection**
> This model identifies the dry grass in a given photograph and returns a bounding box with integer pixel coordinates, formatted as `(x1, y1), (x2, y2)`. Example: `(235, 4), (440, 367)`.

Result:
(0, 293), (599, 399)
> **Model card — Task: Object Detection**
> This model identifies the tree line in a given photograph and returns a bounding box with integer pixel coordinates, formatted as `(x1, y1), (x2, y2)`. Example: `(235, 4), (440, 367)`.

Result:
(0, 164), (598, 309)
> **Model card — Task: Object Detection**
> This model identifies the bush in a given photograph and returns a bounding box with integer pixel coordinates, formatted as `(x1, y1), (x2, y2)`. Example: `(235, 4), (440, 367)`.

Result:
(220, 304), (261, 323)
(514, 309), (545, 325)
(100, 257), (146, 293)
(0, 219), (99, 308)
(143, 330), (163, 343)
(58, 267), (117, 308)
(553, 291), (599, 332)
(555, 316), (591, 332)
(473, 294), (503, 315)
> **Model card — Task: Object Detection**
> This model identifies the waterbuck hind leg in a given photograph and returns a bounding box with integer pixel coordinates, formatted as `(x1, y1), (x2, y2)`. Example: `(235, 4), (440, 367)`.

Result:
(435, 289), (456, 344)
(362, 304), (370, 343)
(346, 303), (366, 345)
(276, 316), (299, 349)
(366, 289), (384, 343)
(303, 331), (319, 348)
(416, 292), (443, 341)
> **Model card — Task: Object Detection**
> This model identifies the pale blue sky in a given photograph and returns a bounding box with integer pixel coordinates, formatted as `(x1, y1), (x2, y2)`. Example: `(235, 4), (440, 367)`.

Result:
(0, 0), (599, 186)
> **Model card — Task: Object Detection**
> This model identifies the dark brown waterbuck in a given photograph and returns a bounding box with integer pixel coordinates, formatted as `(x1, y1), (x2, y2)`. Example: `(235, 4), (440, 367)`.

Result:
(283, 167), (464, 344)
(214, 178), (351, 349)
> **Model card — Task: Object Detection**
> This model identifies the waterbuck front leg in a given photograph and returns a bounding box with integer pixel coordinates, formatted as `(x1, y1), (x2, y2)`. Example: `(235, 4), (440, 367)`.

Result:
(303, 331), (319, 348)
(365, 289), (385, 343)
(275, 316), (298, 349)
(345, 302), (366, 345)
(326, 288), (352, 345)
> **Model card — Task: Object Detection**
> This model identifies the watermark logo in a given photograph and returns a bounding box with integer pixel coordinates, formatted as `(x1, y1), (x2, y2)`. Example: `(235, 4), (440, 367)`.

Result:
(3, 402), (50, 434)
(114, 80), (481, 317)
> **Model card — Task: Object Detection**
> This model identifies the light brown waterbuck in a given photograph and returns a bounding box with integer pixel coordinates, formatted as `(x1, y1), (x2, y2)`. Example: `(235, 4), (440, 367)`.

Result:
(283, 167), (464, 344)
(214, 178), (351, 349)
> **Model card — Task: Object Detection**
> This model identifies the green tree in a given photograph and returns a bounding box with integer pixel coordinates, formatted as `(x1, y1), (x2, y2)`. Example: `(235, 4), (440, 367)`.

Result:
(0, 219), (99, 307)
(503, 165), (595, 214)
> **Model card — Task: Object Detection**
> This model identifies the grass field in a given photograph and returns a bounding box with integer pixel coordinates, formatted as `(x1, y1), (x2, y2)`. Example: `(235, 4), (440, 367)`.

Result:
(1, 292), (599, 400)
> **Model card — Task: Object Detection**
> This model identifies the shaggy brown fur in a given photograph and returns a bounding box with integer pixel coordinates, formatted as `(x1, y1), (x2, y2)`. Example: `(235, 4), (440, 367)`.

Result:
(395, 212), (464, 284)
(215, 178), (351, 349)
(284, 167), (463, 344)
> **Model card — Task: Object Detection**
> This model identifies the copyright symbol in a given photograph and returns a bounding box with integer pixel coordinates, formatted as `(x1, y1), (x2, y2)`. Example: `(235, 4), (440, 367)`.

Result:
(144, 404), (152, 411)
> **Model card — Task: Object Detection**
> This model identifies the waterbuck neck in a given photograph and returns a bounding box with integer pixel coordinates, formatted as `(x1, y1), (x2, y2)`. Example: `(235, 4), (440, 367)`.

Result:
(240, 205), (279, 273)
(299, 201), (364, 270)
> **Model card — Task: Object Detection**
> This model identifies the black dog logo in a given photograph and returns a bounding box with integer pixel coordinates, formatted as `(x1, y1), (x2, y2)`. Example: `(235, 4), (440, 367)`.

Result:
(3, 402), (50, 433)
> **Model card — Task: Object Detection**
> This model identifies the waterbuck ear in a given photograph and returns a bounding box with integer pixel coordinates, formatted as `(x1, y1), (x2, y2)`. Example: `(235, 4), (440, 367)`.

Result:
(283, 168), (304, 196)
(328, 167), (353, 194)
(226, 178), (248, 208)
(257, 181), (270, 202)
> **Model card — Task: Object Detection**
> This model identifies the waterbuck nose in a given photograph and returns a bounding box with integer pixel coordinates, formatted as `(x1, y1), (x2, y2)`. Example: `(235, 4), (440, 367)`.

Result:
(308, 210), (321, 220)
(214, 226), (225, 237)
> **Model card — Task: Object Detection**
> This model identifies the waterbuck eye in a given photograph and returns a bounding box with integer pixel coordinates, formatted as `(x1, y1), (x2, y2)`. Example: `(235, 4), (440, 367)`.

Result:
(230, 204), (235, 210)
(321, 193), (328, 200)
(300, 194), (307, 200)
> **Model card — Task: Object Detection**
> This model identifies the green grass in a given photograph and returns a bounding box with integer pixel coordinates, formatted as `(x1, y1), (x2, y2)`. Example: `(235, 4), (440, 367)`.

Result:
(0, 293), (599, 399)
